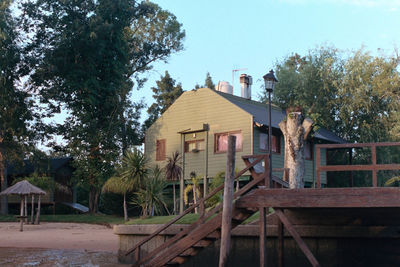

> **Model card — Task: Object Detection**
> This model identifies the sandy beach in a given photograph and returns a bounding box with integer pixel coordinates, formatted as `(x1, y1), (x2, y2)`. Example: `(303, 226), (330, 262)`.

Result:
(0, 222), (127, 266)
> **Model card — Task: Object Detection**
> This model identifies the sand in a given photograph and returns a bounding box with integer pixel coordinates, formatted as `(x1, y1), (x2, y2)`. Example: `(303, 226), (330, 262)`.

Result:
(0, 222), (127, 266)
(0, 222), (119, 252)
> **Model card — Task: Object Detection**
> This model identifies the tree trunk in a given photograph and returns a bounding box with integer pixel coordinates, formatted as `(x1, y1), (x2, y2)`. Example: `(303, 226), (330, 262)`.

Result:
(35, 195), (41, 225)
(20, 198), (24, 232)
(279, 112), (313, 188)
(0, 147), (8, 215)
(123, 193), (128, 221)
(89, 185), (99, 214)
(173, 183), (176, 215)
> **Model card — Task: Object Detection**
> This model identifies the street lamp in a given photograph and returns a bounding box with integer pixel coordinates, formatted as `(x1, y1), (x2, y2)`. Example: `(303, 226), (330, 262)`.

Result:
(263, 70), (278, 188)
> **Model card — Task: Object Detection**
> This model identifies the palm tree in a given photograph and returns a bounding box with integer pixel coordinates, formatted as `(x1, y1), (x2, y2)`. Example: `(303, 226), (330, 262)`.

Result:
(131, 166), (169, 217)
(102, 176), (134, 221)
(164, 151), (182, 215)
(102, 148), (147, 221)
(120, 148), (148, 189)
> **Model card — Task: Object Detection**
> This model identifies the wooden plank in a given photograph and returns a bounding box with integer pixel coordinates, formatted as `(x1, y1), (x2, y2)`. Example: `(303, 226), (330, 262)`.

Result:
(372, 145), (377, 187)
(259, 207), (267, 267)
(316, 147), (321, 188)
(236, 188), (400, 208)
(274, 209), (320, 267)
(219, 135), (236, 267)
(319, 164), (400, 172)
(316, 142), (400, 149)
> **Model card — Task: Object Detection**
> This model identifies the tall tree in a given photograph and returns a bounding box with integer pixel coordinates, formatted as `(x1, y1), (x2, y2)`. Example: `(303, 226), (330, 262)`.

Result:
(144, 71), (183, 130)
(21, 0), (185, 213)
(204, 72), (215, 89)
(0, 0), (34, 214)
(268, 46), (400, 143)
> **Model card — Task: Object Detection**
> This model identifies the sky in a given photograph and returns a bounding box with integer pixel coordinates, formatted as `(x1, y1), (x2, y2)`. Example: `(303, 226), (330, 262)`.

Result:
(134, 0), (400, 114)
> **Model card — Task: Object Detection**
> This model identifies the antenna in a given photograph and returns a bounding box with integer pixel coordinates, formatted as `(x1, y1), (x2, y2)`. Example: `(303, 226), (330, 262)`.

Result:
(232, 68), (248, 92)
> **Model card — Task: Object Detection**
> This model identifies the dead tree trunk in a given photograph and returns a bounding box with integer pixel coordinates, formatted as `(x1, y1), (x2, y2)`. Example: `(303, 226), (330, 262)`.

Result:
(279, 111), (313, 188)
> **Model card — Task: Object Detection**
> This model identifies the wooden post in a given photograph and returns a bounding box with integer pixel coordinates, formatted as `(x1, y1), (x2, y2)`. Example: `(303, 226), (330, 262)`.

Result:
(219, 135), (236, 267)
(372, 145), (377, 187)
(278, 220), (284, 267)
(349, 148), (353, 187)
(259, 207), (267, 267)
(135, 246), (140, 263)
(31, 195), (35, 224)
(24, 195), (28, 223)
(20, 198), (24, 232)
(35, 195), (41, 225)
(316, 147), (321, 188)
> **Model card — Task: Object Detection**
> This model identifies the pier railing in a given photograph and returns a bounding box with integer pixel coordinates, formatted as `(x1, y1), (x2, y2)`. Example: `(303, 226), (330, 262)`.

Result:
(315, 142), (400, 188)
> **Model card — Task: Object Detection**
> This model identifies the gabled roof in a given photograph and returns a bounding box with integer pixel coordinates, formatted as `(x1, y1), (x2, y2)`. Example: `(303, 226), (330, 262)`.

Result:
(6, 157), (73, 176)
(213, 89), (346, 144)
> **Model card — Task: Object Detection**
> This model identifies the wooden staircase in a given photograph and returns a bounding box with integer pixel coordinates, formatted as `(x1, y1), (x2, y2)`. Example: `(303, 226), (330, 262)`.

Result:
(126, 154), (288, 267)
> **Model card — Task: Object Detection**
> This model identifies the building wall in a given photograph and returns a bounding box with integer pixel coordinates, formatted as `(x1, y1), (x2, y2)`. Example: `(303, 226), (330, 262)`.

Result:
(145, 88), (253, 180)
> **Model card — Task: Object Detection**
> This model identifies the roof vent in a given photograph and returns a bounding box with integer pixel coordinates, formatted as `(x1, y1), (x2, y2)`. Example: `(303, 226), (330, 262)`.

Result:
(240, 74), (252, 99)
(216, 81), (233, 94)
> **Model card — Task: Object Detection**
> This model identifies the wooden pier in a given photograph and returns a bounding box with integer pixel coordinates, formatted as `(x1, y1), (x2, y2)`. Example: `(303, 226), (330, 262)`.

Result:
(120, 142), (400, 267)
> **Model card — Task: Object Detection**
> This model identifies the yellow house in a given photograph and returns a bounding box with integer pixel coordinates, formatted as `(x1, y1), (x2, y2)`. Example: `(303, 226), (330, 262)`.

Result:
(145, 87), (345, 188)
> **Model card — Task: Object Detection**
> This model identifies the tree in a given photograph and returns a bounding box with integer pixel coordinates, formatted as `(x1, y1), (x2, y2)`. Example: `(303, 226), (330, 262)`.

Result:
(131, 165), (169, 218)
(279, 111), (313, 188)
(0, 0), (34, 214)
(144, 71), (183, 130)
(120, 148), (149, 190)
(192, 72), (215, 90)
(20, 0), (185, 213)
(164, 151), (182, 215)
(102, 176), (134, 221)
(204, 72), (215, 89)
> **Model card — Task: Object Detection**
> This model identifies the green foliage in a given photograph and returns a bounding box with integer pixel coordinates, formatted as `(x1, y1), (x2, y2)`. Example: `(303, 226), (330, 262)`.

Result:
(204, 72), (215, 89)
(164, 151), (182, 181)
(120, 148), (149, 189)
(266, 46), (400, 144)
(19, 0), (185, 213)
(130, 165), (169, 218)
(144, 71), (183, 130)
(0, 0), (35, 212)
(13, 173), (70, 193)
(384, 176), (400, 187)
(205, 171), (225, 208)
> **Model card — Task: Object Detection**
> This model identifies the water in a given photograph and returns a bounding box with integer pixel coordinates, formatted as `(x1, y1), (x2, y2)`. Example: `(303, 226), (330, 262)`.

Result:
(0, 248), (129, 267)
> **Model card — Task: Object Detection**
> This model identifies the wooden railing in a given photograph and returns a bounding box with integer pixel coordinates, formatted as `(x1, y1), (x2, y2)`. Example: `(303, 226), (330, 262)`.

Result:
(315, 142), (400, 188)
(126, 154), (270, 266)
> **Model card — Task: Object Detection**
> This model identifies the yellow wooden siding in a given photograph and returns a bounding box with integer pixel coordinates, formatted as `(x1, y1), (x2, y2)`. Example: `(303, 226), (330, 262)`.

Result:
(145, 88), (252, 180)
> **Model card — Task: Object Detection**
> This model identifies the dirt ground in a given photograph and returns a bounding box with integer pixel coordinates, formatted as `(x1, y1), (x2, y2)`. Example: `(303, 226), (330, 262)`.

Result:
(0, 222), (118, 252)
(0, 222), (127, 266)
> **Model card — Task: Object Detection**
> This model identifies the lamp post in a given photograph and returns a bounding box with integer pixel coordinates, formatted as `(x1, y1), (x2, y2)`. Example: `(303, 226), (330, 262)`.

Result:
(263, 70), (278, 188)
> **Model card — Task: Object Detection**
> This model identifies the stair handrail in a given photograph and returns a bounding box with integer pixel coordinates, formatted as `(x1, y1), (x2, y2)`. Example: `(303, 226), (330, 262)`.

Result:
(125, 154), (267, 261)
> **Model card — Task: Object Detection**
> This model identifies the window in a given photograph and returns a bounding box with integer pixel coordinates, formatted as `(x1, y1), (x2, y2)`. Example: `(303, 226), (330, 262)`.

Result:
(156, 139), (166, 161)
(305, 141), (313, 160)
(215, 131), (242, 153)
(259, 133), (281, 153)
(185, 139), (205, 153)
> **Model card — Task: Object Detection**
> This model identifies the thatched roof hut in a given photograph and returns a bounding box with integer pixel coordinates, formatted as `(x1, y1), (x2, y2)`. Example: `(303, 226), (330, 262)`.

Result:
(0, 180), (46, 196)
(0, 180), (46, 231)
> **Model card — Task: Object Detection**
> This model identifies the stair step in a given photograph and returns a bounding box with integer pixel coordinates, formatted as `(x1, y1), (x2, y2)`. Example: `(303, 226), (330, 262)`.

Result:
(193, 239), (213, 248)
(167, 256), (188, 265)
(180, 247), (200, 257)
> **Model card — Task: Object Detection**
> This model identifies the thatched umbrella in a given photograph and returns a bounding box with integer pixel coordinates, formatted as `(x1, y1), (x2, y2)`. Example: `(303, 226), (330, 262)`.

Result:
(0, 180), (46, 231)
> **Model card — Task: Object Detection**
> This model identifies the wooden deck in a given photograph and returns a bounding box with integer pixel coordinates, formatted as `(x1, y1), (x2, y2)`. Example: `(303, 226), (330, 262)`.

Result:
(236, 187), (400, 208)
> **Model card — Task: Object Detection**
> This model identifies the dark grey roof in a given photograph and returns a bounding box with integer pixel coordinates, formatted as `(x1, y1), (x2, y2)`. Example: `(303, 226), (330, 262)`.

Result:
(7, 157), (73, 176)
(213, 89), (346, 144)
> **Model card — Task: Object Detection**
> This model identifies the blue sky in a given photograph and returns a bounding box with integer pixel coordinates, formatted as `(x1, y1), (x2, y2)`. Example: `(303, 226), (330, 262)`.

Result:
(134, 0), (400, 113)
